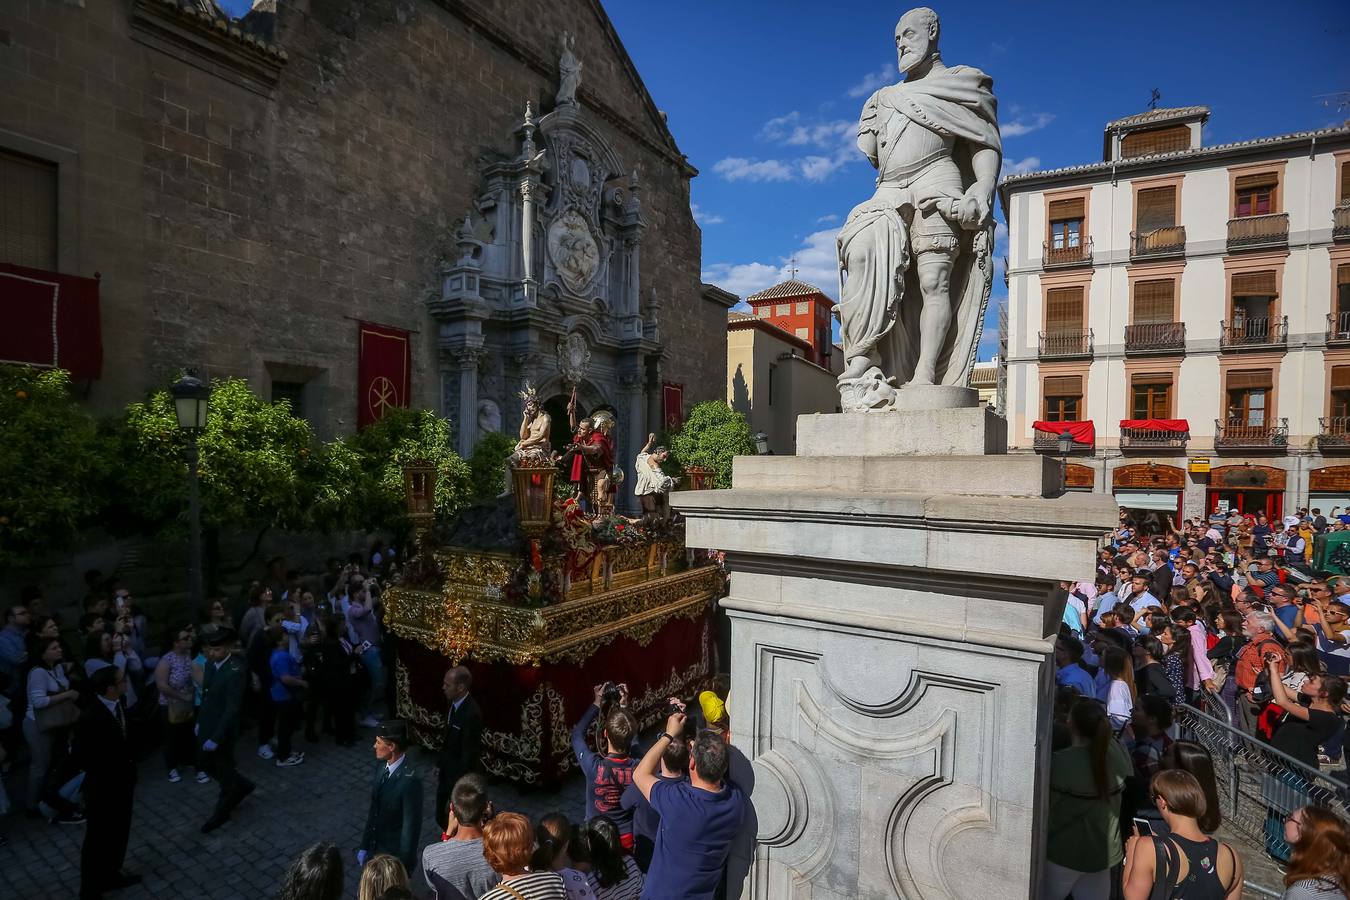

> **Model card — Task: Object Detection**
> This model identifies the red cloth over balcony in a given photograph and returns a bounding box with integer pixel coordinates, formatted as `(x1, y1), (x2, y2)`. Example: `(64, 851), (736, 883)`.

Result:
(1032, 420), (1096, 446)
(0, 263), (103, 378)
(1119, 419), (1190, 434)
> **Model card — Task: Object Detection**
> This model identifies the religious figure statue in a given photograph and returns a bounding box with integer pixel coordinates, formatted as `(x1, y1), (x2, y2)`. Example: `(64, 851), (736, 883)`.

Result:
(556, 32), (581, 107)
(508, 383), (552, 464)
(579, 408), (619, 516)
(476, 399), (501, 435)
(835, 7), (1001, 411)
(560, 387), (595, 505)
(634, 433), (676, 521)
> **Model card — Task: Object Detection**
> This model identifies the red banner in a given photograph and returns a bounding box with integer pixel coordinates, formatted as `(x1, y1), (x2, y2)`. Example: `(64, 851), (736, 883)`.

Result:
(1032, 420), (1095, 446)
(0, 263), (102, 378)
(663, 382), (684, 432)
(357, 321), (411, 427)
(1120, 419), (1189, 433)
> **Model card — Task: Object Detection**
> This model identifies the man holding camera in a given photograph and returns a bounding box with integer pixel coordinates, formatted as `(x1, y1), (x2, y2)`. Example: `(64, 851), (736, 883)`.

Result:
(633, 701), (746, 900)
(572, 681), (639, 849)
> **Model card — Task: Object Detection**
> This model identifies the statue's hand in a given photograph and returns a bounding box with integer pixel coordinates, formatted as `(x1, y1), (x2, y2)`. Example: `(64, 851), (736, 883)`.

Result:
(957, 186), (992, 230)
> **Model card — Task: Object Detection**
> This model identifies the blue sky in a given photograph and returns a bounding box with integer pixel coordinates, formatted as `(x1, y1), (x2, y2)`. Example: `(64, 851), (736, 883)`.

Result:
(603, 0), (1350, 359)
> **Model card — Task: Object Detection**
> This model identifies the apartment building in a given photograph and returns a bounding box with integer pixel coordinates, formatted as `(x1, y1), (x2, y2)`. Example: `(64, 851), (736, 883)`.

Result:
(999, 107), (1350, 522)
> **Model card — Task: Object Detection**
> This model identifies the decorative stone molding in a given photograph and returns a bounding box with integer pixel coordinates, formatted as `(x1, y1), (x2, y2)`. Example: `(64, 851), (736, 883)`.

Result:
(130, 0), (287, 96)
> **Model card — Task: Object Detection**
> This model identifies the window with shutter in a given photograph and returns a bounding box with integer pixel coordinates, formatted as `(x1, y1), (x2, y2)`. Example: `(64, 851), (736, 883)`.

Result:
(1231, 271), (1277, 297)
(1120, 126), (1190, 159)
(1135, 187), (1177, 233)
(1130, 374), (1173, 419)
(1225, 370), (1272, 426)
(1341, 160), (1350, 202)
(1332, 366), (1350, 419)
(1048, 198), (1085, 221)
(1338, 265), (1350, 319)
(1234, 172), (1277, 217)
(1045, 287), (1084, 333)
(1133, 280), (1174, 323)
(1042, 374), (1082, 422)
(0, 149), (58, 270)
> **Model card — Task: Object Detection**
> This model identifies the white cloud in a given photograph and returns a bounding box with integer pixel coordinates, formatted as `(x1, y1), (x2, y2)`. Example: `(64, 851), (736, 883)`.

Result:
(700, 261), (785, 300)
(691, 203), (724, 226)
(816, 213), (840, 224)
(702, 227), (842, 301)
(847, 64), (894, 98)
(994, 221), (1008, 250)
(1003, 156), (1042, 176)
(712, 157), (795, 182)
(760, 113), (852, 148)
(1000, 112), (1055, 138)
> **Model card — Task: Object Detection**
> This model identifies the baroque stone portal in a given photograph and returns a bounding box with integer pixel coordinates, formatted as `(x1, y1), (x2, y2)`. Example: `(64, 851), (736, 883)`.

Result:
(835, 7), (1001, 411)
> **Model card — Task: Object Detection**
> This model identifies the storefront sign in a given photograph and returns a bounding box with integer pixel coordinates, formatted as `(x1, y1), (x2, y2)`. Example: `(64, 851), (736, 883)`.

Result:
(1112, 463), (1185, 490)
(1188, 457), (1211, 474)
(1064, 463), (1095, 490)
(1310, 465), (1350, 493)
(1208, 465), (1286, 491)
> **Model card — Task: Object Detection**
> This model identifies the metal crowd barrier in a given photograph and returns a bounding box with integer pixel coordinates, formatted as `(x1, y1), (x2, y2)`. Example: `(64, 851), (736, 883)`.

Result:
(1175, 700), (1350, 862)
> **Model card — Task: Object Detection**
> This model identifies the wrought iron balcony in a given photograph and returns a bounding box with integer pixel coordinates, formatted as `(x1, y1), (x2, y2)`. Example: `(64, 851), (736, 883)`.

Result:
(1042, 238), (1093, 269)
(1227, 212), (1289, 251)
(1215, 418), (1289, 451)
(1038, 329), (1093, 359)
(1033, 430), (1093, 453)
(1124, 321), (1185, 355)
(1130, 225), (1186, 260)
(1319, 417), (1350, 451)
(1328, 312), (1350, 346)
(1333, 203), (1350, 242)
(1119, 425), (1188, 451)
(1219, 316), (1287, 351)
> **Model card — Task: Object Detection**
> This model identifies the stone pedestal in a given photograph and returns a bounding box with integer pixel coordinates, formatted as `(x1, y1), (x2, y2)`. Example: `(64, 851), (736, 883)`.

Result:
(672, 410), (1116, 900)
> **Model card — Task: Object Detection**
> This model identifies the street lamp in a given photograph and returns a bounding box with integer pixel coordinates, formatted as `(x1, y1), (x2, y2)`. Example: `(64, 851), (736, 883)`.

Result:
(1057, 430), (1073, 487)
(754, 431), (769, 455)
(171, 374), (211, 621)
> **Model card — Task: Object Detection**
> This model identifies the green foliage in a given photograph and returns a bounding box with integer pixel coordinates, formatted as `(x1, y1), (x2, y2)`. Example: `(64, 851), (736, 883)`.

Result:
(340, 407), (472, 531)
(0, 367), (110, 562)
(666, 401), (756, 489)
(466, 431), (516, 504)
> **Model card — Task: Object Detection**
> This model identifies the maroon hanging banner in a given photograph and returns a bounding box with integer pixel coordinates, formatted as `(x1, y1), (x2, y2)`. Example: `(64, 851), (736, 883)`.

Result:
(0, 262), (103, 379)
(357, 321), (411, 427)
(662, 382), (684, 432)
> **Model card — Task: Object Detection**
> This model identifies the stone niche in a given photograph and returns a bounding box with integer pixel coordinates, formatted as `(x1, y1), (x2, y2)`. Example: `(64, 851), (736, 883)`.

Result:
(430, 99), (665, 511)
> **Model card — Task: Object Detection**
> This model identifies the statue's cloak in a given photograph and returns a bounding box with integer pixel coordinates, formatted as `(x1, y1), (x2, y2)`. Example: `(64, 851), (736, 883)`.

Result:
(837, 65), (1001, 389)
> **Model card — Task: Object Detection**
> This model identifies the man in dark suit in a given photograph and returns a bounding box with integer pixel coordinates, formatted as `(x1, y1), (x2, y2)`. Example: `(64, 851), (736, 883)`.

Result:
(198, 624), (255, 833)
(359, 719), (423, 873)
(73, 666), (141, 899)
(435, 665), (483, 830)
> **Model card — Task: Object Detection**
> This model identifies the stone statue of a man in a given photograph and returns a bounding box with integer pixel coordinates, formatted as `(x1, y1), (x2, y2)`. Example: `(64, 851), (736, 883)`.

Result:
(835, 7), (1001, 411)
(556, 32), (581, 107)
(509, 383), (552, 464)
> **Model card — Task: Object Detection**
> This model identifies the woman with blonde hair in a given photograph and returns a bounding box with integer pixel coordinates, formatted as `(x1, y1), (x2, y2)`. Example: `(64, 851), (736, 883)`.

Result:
(357, 854), (407, 900)
(1123, 769), (1242, 899)
(1281, 806), (1350, 898)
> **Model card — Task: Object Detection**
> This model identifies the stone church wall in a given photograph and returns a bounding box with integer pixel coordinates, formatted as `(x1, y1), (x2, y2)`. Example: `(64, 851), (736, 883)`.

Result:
(0, 0), (720, 437)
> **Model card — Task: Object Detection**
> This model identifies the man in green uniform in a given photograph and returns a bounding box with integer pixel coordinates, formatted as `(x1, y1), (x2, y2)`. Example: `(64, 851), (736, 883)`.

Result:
(198, 624), (255, 833)
(358, 719), (423, 873)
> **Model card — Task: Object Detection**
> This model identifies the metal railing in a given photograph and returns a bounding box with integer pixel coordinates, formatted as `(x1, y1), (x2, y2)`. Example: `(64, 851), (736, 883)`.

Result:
(1032, 430), (1093, 452)
(1215, 417), (1289, 450)
(1227, 212), (1289, 250)
(1119, 424), (1188, 450)
(1328, 311), (1350, 345)
(1131, 225), (1186, 259)
(1174, 700), (1349, 864)
(1333, 203), (1350, 242)
(1038, 328), (1093, 359)
(1319, 416), (1350, 450)
(1124, 321), (1186, 354)
(1220, 316), (1288, 350)
(1042, 237), (1093, 268)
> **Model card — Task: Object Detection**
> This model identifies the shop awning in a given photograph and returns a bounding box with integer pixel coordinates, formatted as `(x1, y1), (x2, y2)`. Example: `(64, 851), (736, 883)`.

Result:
(1115, 491), (1180, 511)
(1033, 420), (1096, 446)
(0, 263), (103, 378)
(1120, 418), (1189, 434)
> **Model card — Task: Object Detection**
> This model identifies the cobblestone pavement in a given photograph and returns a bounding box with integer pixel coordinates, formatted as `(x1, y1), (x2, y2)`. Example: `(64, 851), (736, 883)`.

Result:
(3, 729), (581, 900)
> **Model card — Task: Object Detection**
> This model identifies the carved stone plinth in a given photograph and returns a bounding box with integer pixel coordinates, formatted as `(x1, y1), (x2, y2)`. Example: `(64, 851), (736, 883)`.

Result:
(672, 410), (1116, 900)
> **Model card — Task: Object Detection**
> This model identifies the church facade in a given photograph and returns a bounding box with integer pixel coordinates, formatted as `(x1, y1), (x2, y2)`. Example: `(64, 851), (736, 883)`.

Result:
(0, 0), (730, 470)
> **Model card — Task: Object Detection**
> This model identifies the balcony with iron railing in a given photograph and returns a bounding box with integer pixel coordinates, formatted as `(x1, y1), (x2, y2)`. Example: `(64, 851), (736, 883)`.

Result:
(1038, 328), (1093, 359)
(1319, 417), (1350, 452)
(1219, 316), (1287, 351)
(1032, 430), (1094, 453)
(1124, 321), (1186, 355)
(1119, 424), (1188, 451)
(1042, 237), (1093, 269)
(1334, 203), (1350, 242)
(1130, 225), (1186, 260)
(1328, 312), (1350, 346)
(1214, 418), (1288, 452)
(1227, 212), (1289, 251)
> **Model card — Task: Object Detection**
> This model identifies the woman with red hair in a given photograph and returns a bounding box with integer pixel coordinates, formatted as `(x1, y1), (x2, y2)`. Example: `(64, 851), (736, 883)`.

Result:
(1281, 806), (1350, 899)
(479, 811), (566, 900)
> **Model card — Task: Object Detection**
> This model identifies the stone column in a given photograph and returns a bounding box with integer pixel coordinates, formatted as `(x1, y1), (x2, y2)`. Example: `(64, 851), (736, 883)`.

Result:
(616, 367), (647, 514)
(451, 345), (485, 457)
(673, 397), (1116, 900)
(519, 178), (538, 305)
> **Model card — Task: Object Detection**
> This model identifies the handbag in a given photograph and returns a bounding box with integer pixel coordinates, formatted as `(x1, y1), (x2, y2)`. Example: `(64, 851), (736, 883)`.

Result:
(35, 696), (79, 733)
(167, 699), (195, 724)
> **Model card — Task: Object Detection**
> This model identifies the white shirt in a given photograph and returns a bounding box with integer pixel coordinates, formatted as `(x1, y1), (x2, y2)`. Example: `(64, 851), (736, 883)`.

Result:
(97, 694), (122, 719)
(634, 453), (676, 497)
(385, 754), (406, 777)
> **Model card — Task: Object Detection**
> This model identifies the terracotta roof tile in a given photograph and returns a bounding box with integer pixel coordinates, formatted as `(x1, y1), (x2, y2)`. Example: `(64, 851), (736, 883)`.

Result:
(746, 279), (831, 302)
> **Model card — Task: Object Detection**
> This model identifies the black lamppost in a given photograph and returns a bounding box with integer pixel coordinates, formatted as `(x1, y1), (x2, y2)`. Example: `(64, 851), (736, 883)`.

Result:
(171, 374), (211, 620)
(1057, 430), (1074, 483)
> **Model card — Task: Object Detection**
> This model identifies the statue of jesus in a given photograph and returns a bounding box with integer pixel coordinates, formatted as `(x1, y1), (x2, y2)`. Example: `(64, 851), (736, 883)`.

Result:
(835, 7), (1001, 411)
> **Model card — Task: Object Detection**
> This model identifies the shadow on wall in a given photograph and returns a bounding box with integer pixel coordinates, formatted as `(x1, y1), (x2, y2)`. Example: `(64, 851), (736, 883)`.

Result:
(731, 364), (750, 416)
